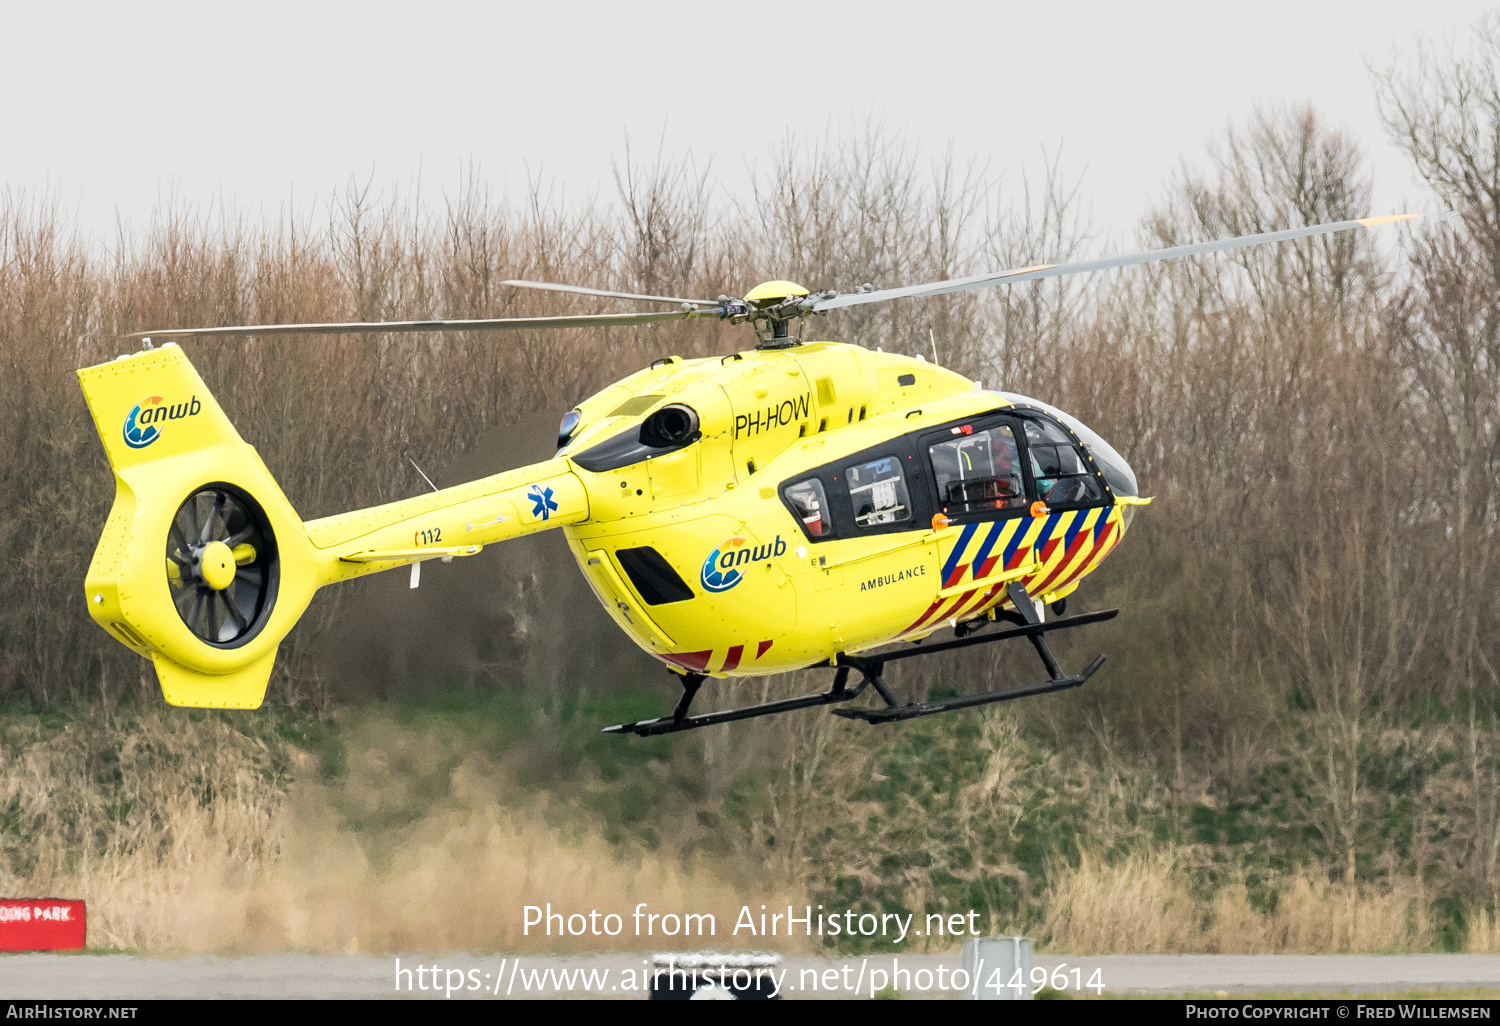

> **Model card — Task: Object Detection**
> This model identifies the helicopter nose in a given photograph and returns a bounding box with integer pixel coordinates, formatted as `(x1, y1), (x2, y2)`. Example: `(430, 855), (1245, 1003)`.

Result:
(1058, 416), (1138, 497)
(1084, 434), (1135, 499)
(1096, 439), (1138, 499)
(1069, 421), (1141, 530)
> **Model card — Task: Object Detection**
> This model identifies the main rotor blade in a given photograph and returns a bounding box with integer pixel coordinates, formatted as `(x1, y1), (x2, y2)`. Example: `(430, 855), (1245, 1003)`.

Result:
(124, 308), (711, 340)
(500, 279), (720, 308)
(810, 214), (1422, 313)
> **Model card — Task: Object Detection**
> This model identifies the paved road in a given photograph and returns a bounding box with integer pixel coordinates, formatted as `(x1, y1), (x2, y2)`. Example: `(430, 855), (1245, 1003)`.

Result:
(5, 952), (1500, 999)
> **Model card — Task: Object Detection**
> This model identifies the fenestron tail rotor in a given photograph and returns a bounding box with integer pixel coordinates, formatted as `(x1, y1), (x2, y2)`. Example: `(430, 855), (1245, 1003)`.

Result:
(166, 486), (278, 646)
(122, 213), (1420, 347)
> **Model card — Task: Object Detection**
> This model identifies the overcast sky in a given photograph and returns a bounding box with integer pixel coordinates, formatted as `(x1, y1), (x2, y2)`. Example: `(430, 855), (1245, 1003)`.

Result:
(3, 1), (1494, 246)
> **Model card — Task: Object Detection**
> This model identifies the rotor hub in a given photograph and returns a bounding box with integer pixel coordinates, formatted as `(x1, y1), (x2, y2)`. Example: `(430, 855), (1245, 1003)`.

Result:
(743, 280), (810, 306)
(196, 540), (236, 591)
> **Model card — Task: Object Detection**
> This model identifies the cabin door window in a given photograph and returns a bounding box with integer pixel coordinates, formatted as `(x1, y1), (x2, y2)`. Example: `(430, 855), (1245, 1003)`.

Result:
(927, 424), (1026, 518)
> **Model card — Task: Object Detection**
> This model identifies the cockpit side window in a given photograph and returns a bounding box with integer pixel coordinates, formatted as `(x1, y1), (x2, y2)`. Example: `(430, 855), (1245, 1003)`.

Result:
(928, 424), (1025, 517)
(845, 456), (912, 528)
(783, 478), (833, 540)
(1023, 417), (1105, 507)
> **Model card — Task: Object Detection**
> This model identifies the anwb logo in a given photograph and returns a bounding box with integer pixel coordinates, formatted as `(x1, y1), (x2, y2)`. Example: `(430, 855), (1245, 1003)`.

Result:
(700, 534), (786, 593)
(123, 394), (201, 449)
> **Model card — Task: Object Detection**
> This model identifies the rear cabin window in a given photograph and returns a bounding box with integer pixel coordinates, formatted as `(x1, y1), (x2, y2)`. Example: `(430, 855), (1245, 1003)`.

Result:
(928, 425), (1025, 516)
(1024, 418), (1105, 507)
(784, 478), (833, 539)
(846, 456), (911, 528)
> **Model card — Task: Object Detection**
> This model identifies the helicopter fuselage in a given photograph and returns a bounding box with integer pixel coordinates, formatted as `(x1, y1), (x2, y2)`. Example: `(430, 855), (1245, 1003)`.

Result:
(553, 341), (1141, 677)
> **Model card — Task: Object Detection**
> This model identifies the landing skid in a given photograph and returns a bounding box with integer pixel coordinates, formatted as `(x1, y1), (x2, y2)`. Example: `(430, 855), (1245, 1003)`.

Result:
(601, 666), (870, 738)
(604, 582), (1118, 737)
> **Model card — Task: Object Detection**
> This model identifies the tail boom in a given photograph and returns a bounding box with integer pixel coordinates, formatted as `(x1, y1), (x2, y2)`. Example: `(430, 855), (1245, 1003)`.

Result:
(306, 459), (585, 585)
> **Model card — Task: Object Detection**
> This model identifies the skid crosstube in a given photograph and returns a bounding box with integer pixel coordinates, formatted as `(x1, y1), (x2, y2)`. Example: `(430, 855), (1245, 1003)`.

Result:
(603, 582), (1118, 737)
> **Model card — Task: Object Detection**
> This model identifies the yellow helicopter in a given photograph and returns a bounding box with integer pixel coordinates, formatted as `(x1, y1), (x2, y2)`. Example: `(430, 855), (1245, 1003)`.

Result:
(77, 213), (1416, 735)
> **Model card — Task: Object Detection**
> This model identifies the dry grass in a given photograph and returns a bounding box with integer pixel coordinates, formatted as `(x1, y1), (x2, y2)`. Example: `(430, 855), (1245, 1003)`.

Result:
(204, 776), (805, 954)
(1040, 850), (1434, 954)
(1461, 907), (1500, 952)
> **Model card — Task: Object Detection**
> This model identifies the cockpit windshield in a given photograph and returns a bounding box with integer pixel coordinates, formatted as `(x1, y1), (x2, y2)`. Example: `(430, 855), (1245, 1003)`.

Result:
(997, 392), (1138, 498)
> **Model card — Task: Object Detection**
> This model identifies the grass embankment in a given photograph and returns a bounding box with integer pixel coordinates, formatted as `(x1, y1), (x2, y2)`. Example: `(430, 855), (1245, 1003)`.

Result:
(2, 692), (1495, 956)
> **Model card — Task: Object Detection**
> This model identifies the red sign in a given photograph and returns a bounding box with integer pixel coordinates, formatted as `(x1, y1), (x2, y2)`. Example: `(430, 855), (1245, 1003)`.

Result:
(0, 899), (86, 951)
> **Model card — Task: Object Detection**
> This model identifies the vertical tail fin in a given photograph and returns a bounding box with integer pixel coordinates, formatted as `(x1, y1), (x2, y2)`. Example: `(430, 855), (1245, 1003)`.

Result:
(78, 344), (320, 708)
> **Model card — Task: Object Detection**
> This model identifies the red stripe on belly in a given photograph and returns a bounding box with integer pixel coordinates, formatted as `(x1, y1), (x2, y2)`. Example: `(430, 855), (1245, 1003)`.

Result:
(907, 536), (1037, 636)
(721, 644), (744, 673)
(949, 583), (1004, 622)
(932, 591), (977, 624)
(756, 639), (774, 659)
(902, 599), (947, 634)
(965, 582), (1008, 619)
(1035, 538), (1060, 568)
(942, 554), (1007, 622)
(664, 650), (713, 672)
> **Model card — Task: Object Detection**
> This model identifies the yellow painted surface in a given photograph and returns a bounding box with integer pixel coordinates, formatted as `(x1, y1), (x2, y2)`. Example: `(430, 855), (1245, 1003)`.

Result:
(744, 280), (810, 303)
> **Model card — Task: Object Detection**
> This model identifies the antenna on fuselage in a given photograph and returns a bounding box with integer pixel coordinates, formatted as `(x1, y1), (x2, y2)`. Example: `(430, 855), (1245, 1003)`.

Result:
(407, 456), (439, 493)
